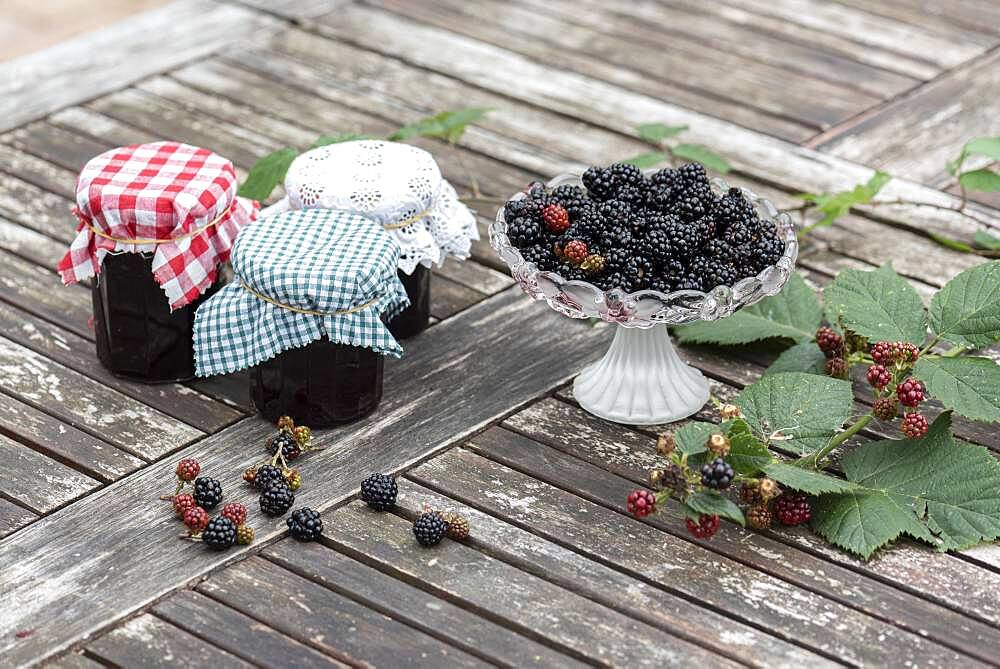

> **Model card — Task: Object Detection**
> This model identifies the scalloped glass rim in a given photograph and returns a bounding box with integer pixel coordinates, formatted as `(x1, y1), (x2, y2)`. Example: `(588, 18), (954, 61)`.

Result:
(489, 172), (799, 327)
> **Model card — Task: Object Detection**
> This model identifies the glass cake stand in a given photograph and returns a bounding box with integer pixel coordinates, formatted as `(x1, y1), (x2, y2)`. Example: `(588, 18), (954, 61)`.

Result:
(490, 174), (799, 425)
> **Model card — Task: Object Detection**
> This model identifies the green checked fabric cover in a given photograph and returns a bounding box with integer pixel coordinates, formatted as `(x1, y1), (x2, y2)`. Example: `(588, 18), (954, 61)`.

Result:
(193, 209), (408, 376)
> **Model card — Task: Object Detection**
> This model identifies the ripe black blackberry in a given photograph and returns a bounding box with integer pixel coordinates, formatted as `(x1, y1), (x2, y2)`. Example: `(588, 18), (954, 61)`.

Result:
(723, 220), (758, 247)
(193, 477), (223, 510)
(253, 464), (285, 491)
(608, 162), (644, 191)
(596, 271), (626, 291)
(616, 183), (645, 208)
(286, 507), (324, 541)
(645, 184), (673, 212)
(674, 194), (709, 222)
(201, 516), (237, 551)
(603, 247), (631, 271)
(700, 457), (735, 489)
(260, 482), (295, 517)
(413, 511), (449, 547)
(689, 255), (738, 290)
(267, 432), (301, 462)
(360, 472), (398, 511)
(649, 276), (672, 293)
(650, 167), (682, 190)
(702, 238), (734, 263)
(556, 263), (587, 282)
(570, 202), (602, 236)
(597, 198), (632, 226)
(710, 188), (755, 233)
(525, 181), (546, 199)
(753, 234), (785, 269)
(506, 216), (542, 247)
(674, 272), (705, 292)
(677, 162), (710, 191)
(551, 184), (586, 206)
(664, 219), (705, 258)
(582, 166), (615, 201)
(503, 198), (532, 222)
(645, 228), (673, 263)
(599, 224), (633, 252)
(519, 244), (552, 270)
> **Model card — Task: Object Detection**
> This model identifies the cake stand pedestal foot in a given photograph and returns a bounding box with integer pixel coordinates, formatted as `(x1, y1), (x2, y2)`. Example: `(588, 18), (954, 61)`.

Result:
(574, 324), (710, 425)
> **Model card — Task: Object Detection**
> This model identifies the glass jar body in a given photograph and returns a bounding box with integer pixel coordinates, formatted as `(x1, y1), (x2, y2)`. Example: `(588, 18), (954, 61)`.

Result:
(387, 265), (431, 339)
(250, 336), (384, 427)
(92, 253), (220, 383)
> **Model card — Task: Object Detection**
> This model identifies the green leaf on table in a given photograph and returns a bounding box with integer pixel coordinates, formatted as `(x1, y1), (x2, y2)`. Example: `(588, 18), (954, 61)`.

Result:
(636, 123), (687, 144)
(913, 356), (1000, 423)
(389, 107), (493, 144)
(764, 341), (827, 376)
(736, 372), (853, 455)
(310, 133), (377, 149)
(947, 137), (1000, 175)
(675, 273), (822, 345)
(621, 152), (670, 169)
(959, 169), (1000, 192)
(797, 171), (890, 228)
(974, 230), (1000, 251)
(237, 147), (299, 201)
(675, 421), (716, 457)
(814, 413), (1000, 558)
(670, 144), (731, 173)
(726, 426), (773, 475)
(823, 264), (927, 344)
(685, 490), (745, 526)
(929, 261), (1000, 348)
(761, 462), (859, 495)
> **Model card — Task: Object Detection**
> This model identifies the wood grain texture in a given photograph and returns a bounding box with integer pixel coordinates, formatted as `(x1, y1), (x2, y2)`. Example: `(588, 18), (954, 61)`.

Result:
(154, 590), (352, 669)
(410, 448), (987, 667)
(0, 498), (37, 540)
(5, 123), (109, 175)
(324, 501), (740, 667)
(199, 557), (486, 668)
(390, 479), (837, 667)
(429, 274), (484, 321)
(86, 614), (252, 669)
(264, 541), (589, 668)
(0, 288), (610, 667)
(0, 0), (281, 133)
(0, 142), (76, 199)
(42, 651), (105, 669)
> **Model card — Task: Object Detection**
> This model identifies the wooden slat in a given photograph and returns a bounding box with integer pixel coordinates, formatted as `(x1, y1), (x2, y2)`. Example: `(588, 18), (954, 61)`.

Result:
(86, 614), (253, 669)
(325, 500), (740, 667)
(227, 0), (350, 19)
(0, 498), (37, 539)
(0, 142), (76, 199)
(0, 214), (71, 270)
(429, 274), (484, 321)
(0, 0), (281, 133)
(153, 590), (351, 669)
(411, 447), (988, 666)
(44, 652), (106, 669)
(0, 171), (75, 244)
(5, 122), (111, 175)
(264, 541), (591, 668)
(48, 106), (162, 151)
(434, 256), (513, 295)
(199, 557), (486, 667)
(0, 287), (610, 666)
(390, 478), (837, 667)
(834, 0), (1000, 38)
(0, 434), (98, 514)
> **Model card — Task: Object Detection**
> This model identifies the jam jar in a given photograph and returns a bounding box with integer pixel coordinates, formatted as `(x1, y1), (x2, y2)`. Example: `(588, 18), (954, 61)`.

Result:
(193, 209), (408, 427)
(277, 139), (478, 339)
(57, 141), (257, 384)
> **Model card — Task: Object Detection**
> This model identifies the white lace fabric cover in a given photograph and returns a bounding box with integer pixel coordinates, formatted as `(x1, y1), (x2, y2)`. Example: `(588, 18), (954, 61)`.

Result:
(284, 140), (479, 274)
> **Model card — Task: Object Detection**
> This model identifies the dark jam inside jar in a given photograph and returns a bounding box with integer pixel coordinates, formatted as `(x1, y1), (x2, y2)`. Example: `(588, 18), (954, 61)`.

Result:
(250, 337), (384, 428)
(387, 265), (430, 339)
(92, 252), (220, 383)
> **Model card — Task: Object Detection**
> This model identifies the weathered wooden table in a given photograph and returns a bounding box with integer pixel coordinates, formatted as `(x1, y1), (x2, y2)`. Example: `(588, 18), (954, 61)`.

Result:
(1, 0), (999, 666)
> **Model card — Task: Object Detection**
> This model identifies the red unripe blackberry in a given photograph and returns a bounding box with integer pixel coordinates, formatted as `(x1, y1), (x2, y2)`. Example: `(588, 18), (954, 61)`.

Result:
(896, 342), (920, 363)
(175, 458), (200, 482)
(220, 503), (248, 526)
(866, 364), (891, 389)
(685, 514), (720, 539)
(542, 204), (570, 233)
(773, 492), (812, 526)
(901, 412), (929, 439)
(815, 327), (843, 357)
(871, 341), (919, 365)
(873, 397), (899, 421)
(172, 493), (197, 518)
(896, 378), (925, 407)
(563, 239), (589, 265)
(824, 357), (848, 379)
(183, 506), (209, 533)
(626, 489), (657, 517)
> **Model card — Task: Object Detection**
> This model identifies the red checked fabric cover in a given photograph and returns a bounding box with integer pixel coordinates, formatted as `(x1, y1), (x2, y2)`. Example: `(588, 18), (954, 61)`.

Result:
(58, 141), (258, 310)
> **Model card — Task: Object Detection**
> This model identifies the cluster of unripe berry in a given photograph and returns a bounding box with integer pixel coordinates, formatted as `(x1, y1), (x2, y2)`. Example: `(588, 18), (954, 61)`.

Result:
(165, 458), (255, 551)
(359, 472), (471, 547)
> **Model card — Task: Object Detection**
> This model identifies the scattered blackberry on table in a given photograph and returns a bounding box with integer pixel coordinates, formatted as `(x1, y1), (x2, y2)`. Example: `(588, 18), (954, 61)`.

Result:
(193, 477), (223, 510)
(815, 327), (843, 357)
(413, 511), (449, 547)
(277, 415), (295, 432)
(824, 356), (849, 379)
(360, 472), (398, 511)
(172, 493), (197, 518)
(901, 412), (929, 439)
(285, 469), (302, 491)
(582, 166), (615, 200)
(260, 482), (295, 517)
(896, 378), (925, 407)
(626, 489), (657, 517)
(700, 458), (735, 490)
(442, 512), (471, 540)
(685, 514), (720, 539)
(220, 503), (247, 527)
(746, 505), (773, 530)
(866, 364), (891, 389)
(268, 432), (301, 462)
(294, 426), (312, 447)
(253, 464), (285, 491)
(175, 458), (200, 482)
(773, 492), (812, 526)
(183, 506), (209, 533)
(202, 516), (237, 551)
(287, 508), (324, 541)
(873, 397), (899, 421)
(242, 467), (257, 485)
(236, 525), (255, 545)
(542, 203), (570, 234)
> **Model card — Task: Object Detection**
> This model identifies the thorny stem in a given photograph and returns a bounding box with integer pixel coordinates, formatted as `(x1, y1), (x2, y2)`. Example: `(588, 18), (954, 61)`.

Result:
(805, 413), (874, 469)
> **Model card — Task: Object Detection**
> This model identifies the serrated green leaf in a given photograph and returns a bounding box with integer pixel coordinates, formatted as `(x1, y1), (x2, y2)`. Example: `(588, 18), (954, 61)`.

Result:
(670, 144), (731, 173)
(635, 123), (687, 144)
(310, 133), (377, 149)
(798, 171), (890, 228)
(764, 341), (827, 376)
(621, 152), (670, 168)
(389, 107), (492, 144)
(686, 491), (745, 526)
(974, 230), (1000, 251)
(675, 273), (822, 345)
(929, 261), (1000, 348)
(812, 490), (935, 559)
(761, 462), (859, 494)
(964, 137), (1000, 162)
(727, 430), (773, 475)
(823, 264), (927, 344)
(913, 356), (1000, 423)
(675, 421), (715, 457)
(237, 147), (299, 201)
(736, 372), (854, 455)
(959, 169), (1000, 192)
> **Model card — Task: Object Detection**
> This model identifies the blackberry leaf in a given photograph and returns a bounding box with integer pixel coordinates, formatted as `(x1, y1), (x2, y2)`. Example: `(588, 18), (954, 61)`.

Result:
(929, 261), (1000, 348)
(238, 148), (299, 201)
(670, 144), (730, 173)
(621, 152), (669, 169)
(685, 491), (745, 526)
(636, 123), (688, 144)
(764, 341), (827, 376)
(674, 421), (715, 457)
(824, 264), (927, 345)
(761, 463), (860, 495)
(913, 356), (1000, 423)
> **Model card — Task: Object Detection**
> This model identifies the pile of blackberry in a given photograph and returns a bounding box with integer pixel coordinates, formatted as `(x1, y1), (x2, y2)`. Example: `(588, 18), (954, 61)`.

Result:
(503, 162), (785, 292)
